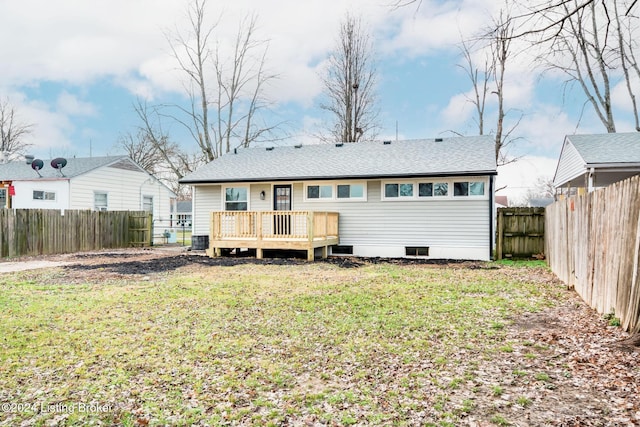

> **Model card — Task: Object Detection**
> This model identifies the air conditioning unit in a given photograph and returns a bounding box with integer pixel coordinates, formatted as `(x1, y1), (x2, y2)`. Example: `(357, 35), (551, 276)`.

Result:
(98, 207), (107, 212)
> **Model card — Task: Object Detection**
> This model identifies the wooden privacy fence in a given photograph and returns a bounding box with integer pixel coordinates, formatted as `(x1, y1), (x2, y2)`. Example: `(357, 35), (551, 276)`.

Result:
(496, 207), (545, 259)
(546, 175), (640, 333)
(0, 209), (152, 258)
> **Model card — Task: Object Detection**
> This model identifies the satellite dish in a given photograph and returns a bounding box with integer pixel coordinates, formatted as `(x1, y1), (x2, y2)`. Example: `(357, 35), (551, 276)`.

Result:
(50, 157), (67, 169)
(31, 159), (44, 171)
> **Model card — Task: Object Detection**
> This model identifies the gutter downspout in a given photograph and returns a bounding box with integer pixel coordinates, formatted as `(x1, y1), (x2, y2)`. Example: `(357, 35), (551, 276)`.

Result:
(489, 175), (495, 261)
(588, 167), (595, 192)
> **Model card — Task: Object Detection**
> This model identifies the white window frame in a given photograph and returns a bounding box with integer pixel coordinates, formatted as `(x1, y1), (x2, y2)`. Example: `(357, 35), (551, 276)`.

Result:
(303, 181), (367, 202)
(94, 191), (108, 211)
(452, 180), (486, 198)
(417, 181), (450, 198)
(305, 184), (333, 200)
(383, 182), (415, 199)
(382, 178), (488, 201)
(222, 186), (250, 211)
(33, 190), (56, 201)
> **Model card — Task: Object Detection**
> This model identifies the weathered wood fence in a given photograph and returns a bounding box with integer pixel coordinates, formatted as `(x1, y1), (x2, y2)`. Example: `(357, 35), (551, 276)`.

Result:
(496, 207), (545, 259)
(546, 175), (640, 333)
(0, 209), (152, 258)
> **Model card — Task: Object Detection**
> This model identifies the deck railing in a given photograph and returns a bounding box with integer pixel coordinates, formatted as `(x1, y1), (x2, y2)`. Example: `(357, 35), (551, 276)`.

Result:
(209, 211), (339, 260)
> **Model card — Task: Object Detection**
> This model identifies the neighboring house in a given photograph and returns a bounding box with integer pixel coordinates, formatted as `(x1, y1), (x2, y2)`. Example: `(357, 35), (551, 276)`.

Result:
(0, 155), (176, 243)
(554, 133), (640, 195)
(176, 200), (192, 228)
(180, 137), (497, 261)
(495, 195), (508, 208)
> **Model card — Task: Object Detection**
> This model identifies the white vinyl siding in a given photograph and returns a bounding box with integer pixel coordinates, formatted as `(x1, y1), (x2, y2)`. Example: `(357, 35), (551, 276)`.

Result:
(192, 185), (222, 235)
(553, 140), (587, 187)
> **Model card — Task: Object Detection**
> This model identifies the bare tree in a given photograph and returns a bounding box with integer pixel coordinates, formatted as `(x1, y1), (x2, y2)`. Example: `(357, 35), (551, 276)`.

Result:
(0, 98), (33, 161)
(134, 100), (202, 181)
(457, 8), (522, 165)
(614, 0), (640, 131)
(126, 100), (204, 198)
(166, 0), (281, 161)
(458, 38), (491, 136)
(390, 1), (637, 39)
(116, 129), (164, 174)
(319, 13), (380, 143)
(544, 2), (616, 132)
(523, 175), (555, 205)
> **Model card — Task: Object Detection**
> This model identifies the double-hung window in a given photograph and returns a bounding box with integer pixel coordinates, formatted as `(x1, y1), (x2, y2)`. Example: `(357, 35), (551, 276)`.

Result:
(94, 192), (108, 211)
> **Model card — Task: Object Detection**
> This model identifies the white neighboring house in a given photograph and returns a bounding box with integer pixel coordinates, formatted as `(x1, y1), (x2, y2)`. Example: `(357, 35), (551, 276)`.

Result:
(0, 156), (177, 243)
(554, 133), (640, 195)
(180, 137), (498, 260)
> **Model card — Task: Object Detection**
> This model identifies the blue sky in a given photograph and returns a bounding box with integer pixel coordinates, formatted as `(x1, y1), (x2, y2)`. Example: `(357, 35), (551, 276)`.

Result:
(1, 0), (636, 202)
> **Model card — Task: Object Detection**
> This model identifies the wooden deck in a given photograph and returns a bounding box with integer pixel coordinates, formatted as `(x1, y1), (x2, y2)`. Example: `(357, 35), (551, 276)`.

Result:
(208, 211), (339, 261)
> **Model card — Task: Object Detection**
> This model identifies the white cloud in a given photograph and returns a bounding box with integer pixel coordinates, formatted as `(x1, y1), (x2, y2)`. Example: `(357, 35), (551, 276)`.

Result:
(56, 92), (96, 117)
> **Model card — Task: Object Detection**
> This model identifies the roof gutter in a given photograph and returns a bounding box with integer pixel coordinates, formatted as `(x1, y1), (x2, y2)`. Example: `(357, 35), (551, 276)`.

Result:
(180, 170), (498, 185)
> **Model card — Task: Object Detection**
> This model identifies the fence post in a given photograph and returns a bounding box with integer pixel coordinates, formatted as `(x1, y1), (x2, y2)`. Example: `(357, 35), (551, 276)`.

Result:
(496, 209), (504, 260)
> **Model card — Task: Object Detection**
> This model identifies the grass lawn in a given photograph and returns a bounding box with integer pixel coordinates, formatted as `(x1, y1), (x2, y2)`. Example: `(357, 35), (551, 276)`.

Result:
(0, 261), (566, 426)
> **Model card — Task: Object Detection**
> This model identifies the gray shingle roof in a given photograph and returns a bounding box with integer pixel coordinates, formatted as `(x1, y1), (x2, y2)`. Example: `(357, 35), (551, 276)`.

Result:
(0, 156), (130, 180)
(568, 133), (640, 164)
(180, 136), (497, 184)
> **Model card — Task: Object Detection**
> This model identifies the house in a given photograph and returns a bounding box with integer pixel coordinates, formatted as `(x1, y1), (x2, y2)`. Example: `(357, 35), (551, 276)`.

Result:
(553, 132), (640, 195)
(176, 200), (192, 228)
(179, 136), (497, 261)
(0, 155), (176, 243)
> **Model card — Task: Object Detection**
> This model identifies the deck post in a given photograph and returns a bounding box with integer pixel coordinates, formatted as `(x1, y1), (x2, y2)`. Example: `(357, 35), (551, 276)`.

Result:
(321, 245), (328, 259)
(256, 212), (263, 258)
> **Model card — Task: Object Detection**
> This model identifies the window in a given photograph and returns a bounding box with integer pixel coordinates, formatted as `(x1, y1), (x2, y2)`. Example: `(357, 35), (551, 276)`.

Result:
(0, 188), (5, 208)
(454, 182), (468, 196)
(406, 246), (429, 256)
(337, 184), (364, 199)
(470, 181), (485, 196)
(385, 183), (413, 198)
(453, 181), (485, 197)
(33, 190), (56, 201)
(331, 245), (354, 255)
(224, 187), (248, 211)
(434, 183), (448, 196)
(418, 182), (449, 197)
(305, 182), (366, 201)
(94, 192), (108, 211)
(143, 196), (153, 213)
(307, 185), (332, 199)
